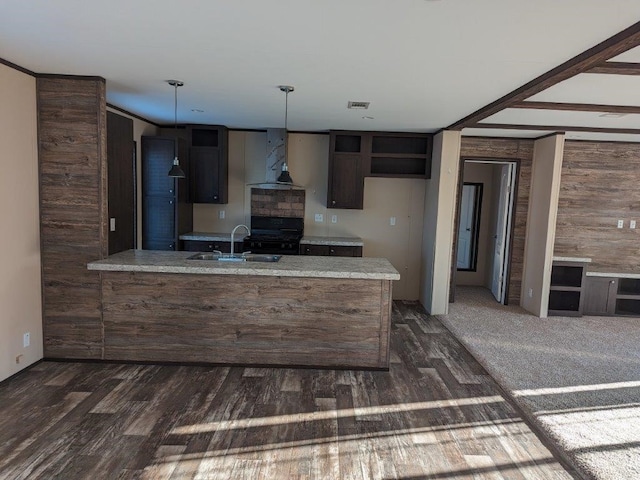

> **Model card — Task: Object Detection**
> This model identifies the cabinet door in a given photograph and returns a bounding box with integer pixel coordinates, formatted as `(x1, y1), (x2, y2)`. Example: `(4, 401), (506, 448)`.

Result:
(142, 137), (177, 196)
(142, 196), (176, 250)
(327, 154), (364, 209)
(190, 147), (226, 203)
(583, 277), (617, 315)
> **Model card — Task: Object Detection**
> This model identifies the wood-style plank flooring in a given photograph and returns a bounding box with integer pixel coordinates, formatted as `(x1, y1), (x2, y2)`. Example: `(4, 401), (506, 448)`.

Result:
(0, 302), (577, 479)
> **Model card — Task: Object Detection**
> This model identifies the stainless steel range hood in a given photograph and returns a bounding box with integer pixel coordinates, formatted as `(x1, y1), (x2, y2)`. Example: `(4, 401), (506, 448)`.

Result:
(248, 86), (303, 190)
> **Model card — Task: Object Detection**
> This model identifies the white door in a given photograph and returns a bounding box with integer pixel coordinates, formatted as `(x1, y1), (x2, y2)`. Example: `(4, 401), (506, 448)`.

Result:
(457, 185), (475, 269)
(491, 163), (516, 302)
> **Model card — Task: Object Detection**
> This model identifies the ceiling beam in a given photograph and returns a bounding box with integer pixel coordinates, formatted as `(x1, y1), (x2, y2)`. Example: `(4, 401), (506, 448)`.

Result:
(447, 21), (640, 130)
(469, 123), (640, 135)
(511, 101), (640, 115)
(586, 61), (640, 75)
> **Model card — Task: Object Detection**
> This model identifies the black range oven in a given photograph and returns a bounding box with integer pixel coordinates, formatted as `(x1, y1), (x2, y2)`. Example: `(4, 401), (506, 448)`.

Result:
(243, 216), (303, 255)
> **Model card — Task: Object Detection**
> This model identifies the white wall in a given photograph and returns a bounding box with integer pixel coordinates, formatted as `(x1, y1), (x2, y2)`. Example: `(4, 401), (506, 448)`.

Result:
(521, 134), (565, 317)
(420, 130), (461, 314)
(193, 131), (426, 300)
(0, 64), (42, 381)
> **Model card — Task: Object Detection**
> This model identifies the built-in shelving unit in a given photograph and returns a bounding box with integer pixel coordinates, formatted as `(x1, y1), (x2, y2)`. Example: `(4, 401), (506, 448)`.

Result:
(548, 261), (587, 316)
(615, 278), (640, 316)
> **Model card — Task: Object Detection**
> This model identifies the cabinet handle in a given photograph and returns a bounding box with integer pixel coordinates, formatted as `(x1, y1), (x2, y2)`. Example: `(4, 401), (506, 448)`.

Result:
(331, 200), (336, 205)
(169, 200), (173, 204)
(330, 249), (335, 254)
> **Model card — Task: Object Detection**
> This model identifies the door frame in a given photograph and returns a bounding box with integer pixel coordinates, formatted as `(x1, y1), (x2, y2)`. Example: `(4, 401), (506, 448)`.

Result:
(450, 156), (521, 305)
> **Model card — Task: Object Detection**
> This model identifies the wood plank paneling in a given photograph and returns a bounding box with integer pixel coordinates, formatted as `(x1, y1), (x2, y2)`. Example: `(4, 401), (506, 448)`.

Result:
(38, 77), (107, 359)
(101, 272), (391, 369)
(554, 141), (640, 273)
(459, 137), (534, 305)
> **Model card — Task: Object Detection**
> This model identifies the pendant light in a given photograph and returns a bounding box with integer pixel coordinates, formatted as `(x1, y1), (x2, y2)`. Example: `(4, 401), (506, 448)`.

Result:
(276, 85), (294, 184)
(167, 80), (186, 178)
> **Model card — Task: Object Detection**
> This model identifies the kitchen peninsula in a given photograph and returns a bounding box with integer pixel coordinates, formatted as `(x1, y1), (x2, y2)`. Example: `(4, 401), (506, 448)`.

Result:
(88, 250), (399, 369)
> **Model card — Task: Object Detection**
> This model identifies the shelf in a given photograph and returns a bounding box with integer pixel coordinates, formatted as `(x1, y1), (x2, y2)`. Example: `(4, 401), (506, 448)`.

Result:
(618, 278), (640, 296)
(549, 285), (582, 292)
(371, 135), (428, 155)
(550, 265), (584, 288)
(615, 298), (640, 316)
(370, 156), (427, 177)
(548, 290), (581, 313)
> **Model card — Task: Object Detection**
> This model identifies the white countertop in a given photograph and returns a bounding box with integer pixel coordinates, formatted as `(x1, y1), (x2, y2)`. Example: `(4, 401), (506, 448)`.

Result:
(552, 256), (593, 263)
(88, 249), (399, 280)
(179, 232), (235, 242)
(586, 272), (640, 279)
(300, 236), (364, 247)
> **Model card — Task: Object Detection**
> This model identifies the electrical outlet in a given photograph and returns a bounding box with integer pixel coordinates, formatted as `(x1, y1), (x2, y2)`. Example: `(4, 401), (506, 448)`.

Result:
(617, 219), (624, 228)
(390, 217), (396, 226)
(631, 220), (636, 229)
(528, 288), (533, 298)
(23, 332), (30, 348)
(314, 213), (324, 223)
(219, 210), (225, 219)
(109, 218), (116, 232)
(331, 215), (338, 224)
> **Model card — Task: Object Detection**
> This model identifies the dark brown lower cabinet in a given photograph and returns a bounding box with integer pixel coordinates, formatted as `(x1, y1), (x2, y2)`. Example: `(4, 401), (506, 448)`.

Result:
(300, 244), (363, 257)
(182, 239), (243, 253)
(583, 277), (617, 316)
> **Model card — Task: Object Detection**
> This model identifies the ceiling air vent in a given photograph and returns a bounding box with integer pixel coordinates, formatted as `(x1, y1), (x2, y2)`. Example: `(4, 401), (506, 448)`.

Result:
(347, 101), (370, 110)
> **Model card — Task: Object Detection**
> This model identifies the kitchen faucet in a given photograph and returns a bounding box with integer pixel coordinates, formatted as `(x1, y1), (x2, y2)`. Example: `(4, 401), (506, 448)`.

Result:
(230, 224), (250, 257)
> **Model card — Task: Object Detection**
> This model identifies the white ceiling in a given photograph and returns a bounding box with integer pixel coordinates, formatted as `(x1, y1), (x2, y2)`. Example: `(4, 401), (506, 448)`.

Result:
(1, 0), (640, 139)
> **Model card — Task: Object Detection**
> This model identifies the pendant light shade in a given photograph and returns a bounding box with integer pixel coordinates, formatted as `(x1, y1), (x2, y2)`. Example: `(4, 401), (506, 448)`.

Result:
(276, 85), (294, 185)
(167, 80), (186, 178)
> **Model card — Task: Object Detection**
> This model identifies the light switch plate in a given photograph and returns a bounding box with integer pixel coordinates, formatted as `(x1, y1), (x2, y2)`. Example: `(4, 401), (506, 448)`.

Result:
(617, 219), (624, 228)
(109, 218), (116, 232)
(331, 215), (337, 224)
(219, 210), (225, 219)
(631, 220), (637, 229)
(390, 217), (396, 226)
(314, 213), (324, 223)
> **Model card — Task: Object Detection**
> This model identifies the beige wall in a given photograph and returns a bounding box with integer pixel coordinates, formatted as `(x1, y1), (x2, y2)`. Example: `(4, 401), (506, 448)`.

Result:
(106, 107), (159, 249)
(456, 162), (500, 288)
(0, 64), (42, 381)
(193, 131), (426, 300)
(420, 130), (461, 314)
(521, 134), (565, 317)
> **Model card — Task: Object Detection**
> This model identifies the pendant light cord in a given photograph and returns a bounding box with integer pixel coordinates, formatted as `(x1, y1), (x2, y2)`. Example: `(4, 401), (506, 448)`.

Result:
(174, 82), (178, 158)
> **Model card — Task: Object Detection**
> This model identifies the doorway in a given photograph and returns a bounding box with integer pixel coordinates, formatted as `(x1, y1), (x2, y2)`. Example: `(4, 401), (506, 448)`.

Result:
(454, 160), (517, 304)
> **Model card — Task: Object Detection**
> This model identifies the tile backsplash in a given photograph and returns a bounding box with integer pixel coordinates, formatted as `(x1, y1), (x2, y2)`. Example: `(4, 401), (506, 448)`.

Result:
(251, 188), (305, 218)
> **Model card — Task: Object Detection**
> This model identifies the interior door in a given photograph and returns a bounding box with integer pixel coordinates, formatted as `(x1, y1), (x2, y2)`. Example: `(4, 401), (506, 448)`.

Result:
(457, 185), (475, 269)
(490, 163), (515, 302)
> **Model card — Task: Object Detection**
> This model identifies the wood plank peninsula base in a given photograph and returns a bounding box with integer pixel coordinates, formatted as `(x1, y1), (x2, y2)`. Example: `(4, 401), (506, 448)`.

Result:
(89, 250), (399, 369)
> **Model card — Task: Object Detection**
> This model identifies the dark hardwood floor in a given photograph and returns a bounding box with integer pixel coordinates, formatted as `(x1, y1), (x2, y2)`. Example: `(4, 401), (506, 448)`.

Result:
(0, 302), (576, 479)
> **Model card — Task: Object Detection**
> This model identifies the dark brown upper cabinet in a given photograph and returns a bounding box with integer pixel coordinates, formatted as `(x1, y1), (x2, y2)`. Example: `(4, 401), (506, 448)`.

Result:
(187, 125), (228, 204)
(327, 130), (432, 209)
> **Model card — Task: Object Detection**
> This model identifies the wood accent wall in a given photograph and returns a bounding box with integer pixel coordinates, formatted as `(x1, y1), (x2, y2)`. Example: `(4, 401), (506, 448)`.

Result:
(38, 77), (108, 359)
(101, 272), (392, 369)
(459, 137), (534, 305)
(555, 141), (640, 273)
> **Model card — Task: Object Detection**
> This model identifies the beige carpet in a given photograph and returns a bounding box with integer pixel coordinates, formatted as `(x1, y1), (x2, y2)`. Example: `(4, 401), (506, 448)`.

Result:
(438, 287), (640, 480)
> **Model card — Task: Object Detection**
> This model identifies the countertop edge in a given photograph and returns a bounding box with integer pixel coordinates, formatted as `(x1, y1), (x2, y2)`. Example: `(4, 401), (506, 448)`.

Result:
(586, 272), (640, 279)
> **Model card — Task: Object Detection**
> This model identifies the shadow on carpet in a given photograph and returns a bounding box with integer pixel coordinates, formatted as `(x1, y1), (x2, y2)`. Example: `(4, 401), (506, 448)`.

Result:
(439, 287), (640, 480)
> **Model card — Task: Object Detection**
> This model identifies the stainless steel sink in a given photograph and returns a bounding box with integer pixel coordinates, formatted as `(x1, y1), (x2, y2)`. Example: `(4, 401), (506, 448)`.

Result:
(187, 253), (281, 263)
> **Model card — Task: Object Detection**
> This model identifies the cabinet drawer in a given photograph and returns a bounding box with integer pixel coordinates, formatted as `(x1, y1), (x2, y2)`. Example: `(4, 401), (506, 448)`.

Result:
(182, 240), (239, 253)
(300, 244), (362, 257)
